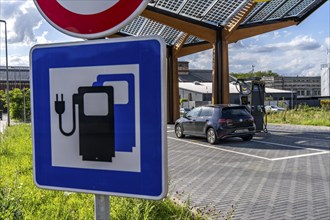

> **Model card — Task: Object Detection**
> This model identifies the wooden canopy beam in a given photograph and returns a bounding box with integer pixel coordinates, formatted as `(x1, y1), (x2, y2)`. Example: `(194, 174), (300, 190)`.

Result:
(173, 33), (190, 56)
(223, 1), (257, 40)
(142, 8), (216, 43)
(176, 42), (212, 57)
(228, 20), (298, 43)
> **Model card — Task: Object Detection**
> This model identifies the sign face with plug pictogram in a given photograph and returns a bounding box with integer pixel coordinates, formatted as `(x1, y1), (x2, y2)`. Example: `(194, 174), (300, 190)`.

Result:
(33, 0), (150, 39)
(30, 37), (167, 199)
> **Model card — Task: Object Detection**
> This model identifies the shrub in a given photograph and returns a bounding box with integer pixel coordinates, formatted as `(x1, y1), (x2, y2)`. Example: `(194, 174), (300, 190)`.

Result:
(320, 100), (330, 110)
(0, 88), (31, 122)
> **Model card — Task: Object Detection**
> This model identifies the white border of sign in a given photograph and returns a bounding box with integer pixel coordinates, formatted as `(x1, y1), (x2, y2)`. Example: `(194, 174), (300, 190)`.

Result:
(30, 36), (168, 199)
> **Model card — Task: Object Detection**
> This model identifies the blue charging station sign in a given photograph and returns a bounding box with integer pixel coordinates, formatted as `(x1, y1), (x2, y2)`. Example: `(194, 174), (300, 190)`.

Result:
(30, 37), (167, 199)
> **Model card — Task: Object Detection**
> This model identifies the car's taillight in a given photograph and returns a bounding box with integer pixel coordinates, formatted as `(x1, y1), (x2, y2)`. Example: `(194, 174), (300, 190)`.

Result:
(218, 118), (233, 125)
(218, 118), (226, 124)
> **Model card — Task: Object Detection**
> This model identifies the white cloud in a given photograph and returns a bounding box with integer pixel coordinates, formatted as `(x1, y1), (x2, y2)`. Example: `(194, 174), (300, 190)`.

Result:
(9, 55), (29, 66)
(325, 37), (330, 48)
(35, 31), (51, 44)
(273, 35), (320, 51)
(182, 34), (325, 76)
(273, 31), (281, 39)
(230, 36), (324, 76)
(183, 50), (212, 69)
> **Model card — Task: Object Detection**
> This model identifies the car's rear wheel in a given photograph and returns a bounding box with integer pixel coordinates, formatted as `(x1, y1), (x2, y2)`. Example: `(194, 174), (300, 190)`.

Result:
(242, 135), (253, 141)
(207, 128), (218, 144)
(175, 124), (185, 138)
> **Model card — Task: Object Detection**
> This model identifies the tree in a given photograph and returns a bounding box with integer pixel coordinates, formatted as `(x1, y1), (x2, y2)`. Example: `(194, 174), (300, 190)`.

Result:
(230, 70), (279, 80)
(0, 90), (5, 111)
(180, 98), (188, 107)
(9, 88), (31, 122)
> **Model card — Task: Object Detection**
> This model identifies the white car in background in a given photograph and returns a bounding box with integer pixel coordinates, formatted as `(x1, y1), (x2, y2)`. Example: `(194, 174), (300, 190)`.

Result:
(265, 105), (286, 113)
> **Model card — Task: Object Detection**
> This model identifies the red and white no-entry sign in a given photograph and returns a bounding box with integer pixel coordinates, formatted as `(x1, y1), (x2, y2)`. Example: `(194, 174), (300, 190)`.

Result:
(34, 0), (149, 39)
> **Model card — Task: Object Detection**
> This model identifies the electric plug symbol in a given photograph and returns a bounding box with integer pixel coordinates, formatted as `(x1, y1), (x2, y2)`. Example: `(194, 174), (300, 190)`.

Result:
(55, 94), (65, 115)
(55, 93), (76, 136)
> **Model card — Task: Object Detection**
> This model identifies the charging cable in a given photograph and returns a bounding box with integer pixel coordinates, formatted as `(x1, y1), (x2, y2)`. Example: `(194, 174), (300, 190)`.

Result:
(55, 94), (77, 136)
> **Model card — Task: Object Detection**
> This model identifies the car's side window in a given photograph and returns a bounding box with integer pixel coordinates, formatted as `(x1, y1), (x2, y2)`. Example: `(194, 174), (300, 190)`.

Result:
(200, 107), (214, 117)
(186, 107), (200, 117)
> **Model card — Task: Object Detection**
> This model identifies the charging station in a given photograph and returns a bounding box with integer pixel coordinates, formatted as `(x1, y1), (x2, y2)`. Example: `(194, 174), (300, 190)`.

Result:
(55, 86), (115, 162)
(237, 78), (266, 132)
(30, 37), (167, 199)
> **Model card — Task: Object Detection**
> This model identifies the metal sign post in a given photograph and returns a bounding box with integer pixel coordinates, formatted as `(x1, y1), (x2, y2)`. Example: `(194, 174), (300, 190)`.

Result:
(95, 195), (110, 220)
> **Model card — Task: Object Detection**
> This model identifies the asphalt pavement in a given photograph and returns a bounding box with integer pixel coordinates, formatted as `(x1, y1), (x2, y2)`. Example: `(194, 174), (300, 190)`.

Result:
(1, 117), (329, 219)
(167, 123), (330, 219)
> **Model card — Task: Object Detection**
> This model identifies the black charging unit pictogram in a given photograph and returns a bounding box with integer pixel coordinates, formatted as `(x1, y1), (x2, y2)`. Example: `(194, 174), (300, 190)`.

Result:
(55, 86), (115, 162)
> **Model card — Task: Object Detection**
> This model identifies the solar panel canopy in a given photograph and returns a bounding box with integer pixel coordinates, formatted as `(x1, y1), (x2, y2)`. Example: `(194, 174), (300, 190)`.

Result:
(119, 0), (327, 46)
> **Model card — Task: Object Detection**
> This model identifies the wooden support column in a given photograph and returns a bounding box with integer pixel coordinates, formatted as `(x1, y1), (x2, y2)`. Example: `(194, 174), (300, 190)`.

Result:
(221, 38), (230, 104)
(212, 37), (221, 104)
(171, 52), (180, 122)
(166, 46), (180, 124)
(167, 46), (174, 123)
(212, 29), (230, 104)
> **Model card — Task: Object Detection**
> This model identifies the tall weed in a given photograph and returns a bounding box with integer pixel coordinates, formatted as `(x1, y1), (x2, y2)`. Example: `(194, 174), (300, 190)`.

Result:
(267, 105), (330, 126)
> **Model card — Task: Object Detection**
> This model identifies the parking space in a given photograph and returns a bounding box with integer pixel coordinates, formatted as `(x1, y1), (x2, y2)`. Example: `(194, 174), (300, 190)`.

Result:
(168, 124), (329, 161)
(167, 124), (330, 219)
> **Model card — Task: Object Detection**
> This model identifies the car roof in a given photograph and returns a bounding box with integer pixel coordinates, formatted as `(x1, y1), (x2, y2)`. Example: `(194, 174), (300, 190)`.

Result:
(198, 104), (242, 109)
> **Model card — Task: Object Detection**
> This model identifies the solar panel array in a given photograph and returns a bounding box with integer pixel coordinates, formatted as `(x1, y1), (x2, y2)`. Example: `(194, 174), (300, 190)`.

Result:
(119, 0), (327, 45)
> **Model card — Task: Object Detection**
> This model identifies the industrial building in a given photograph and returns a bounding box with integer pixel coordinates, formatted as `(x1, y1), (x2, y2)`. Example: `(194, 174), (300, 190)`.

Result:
(0, 66), (30, 90)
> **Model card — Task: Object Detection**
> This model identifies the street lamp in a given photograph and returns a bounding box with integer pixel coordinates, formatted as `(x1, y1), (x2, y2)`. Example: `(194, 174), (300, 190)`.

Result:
(0, 19), (10, 126)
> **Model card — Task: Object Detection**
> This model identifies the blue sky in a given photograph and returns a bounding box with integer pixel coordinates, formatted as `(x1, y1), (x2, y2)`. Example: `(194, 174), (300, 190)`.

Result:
(0, 0), (329, 76)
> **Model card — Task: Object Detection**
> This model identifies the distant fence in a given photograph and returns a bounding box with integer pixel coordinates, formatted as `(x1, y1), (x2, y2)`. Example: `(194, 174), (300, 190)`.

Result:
(296, 99), (320, 107)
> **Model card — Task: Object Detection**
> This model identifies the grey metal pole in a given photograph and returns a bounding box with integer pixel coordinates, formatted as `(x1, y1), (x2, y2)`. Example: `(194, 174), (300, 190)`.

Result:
(23, 90), (26, 122)
(291, 88), (293, 109)
(0, 20), (10, 126)
(94, 194), (110, 220)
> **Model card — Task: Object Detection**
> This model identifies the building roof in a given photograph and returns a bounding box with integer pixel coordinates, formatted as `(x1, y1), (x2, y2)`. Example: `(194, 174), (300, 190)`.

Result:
(179, 69), (238, 82)
(179, 82), (294, 94)
(0, 66), (30, 81)
(179, 69), (213, 82)
(120, 0), (327, 46)
(179, 82), (213, 93)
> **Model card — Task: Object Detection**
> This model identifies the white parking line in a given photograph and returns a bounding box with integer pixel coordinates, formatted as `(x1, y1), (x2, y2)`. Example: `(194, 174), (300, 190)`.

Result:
(168, 137), (272, 161)
(169, 137), (330, 161)
(270, 151), (330, 161)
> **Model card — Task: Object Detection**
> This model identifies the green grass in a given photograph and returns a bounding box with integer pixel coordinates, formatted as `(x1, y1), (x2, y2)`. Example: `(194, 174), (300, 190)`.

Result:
(0, 125), (233, 220)
(266, 106), (330, 126)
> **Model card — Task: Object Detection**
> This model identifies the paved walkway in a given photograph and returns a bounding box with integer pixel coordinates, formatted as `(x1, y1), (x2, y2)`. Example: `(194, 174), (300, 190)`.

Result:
(167, 124), (330, 219)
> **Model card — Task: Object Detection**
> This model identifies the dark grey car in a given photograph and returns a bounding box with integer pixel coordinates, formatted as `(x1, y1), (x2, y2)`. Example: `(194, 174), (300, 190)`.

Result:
(175, 104), (256, 144)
